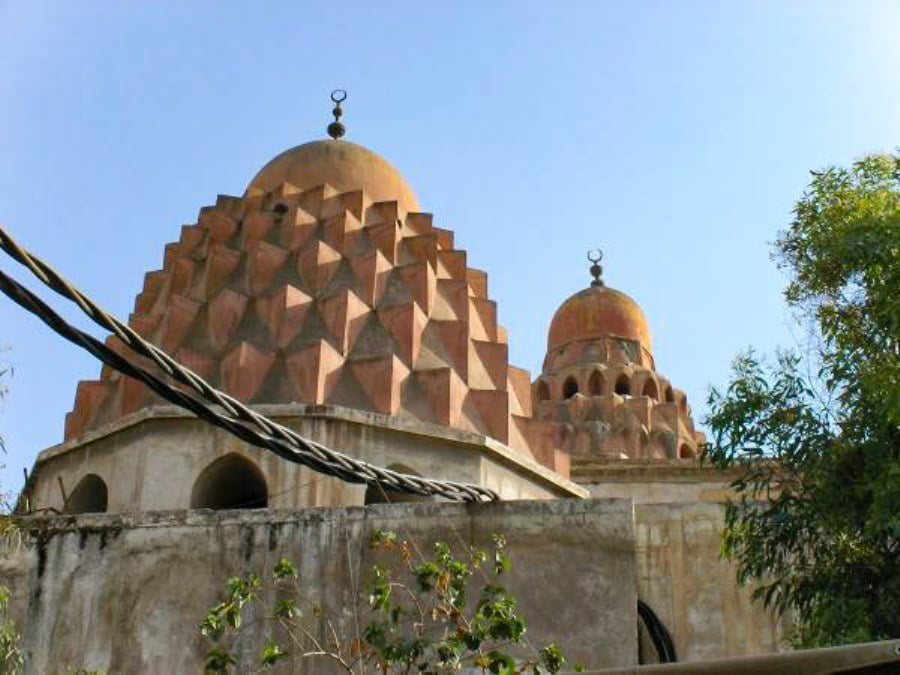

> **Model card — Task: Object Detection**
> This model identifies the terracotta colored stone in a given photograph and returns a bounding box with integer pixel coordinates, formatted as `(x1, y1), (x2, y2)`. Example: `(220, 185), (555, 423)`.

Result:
(364, 200), (400, 228)
(245, 240), (289, 295)
(377, 302), (426, 366)
(467, 390), (509, 443)
(241, 212), (273, 246)
(155, 294), (201, 354)
(279, 207), (319, 251)
(437, 250), (466, 280)
(405, 212), (433, 237)
(255, 284), (312, 348)
(470, 340), (507, 391)
(349, 249), (392, 306)
(194, 244), (240, 300)
(200, 210), (238, 243)
(208, 289), (248, 351)
(466, 268), (488, 299)
(64, 380), (114, 440)
(402, 234), (438, 269)
(285, 340), (343, 403)
(396, 260), (436, 315)
(220, 341), (276, 401)
(318, 289), (369, 353)
(366, 220), (402, 264)
(298, 239), (341, 294)
(416, 367), (465, 426)
(349, 354), (409, 415)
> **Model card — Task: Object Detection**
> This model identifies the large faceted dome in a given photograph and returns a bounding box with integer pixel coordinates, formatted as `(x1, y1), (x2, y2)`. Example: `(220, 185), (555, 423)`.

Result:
(547, 285), (651, 353)
(246, 140), (420, 214)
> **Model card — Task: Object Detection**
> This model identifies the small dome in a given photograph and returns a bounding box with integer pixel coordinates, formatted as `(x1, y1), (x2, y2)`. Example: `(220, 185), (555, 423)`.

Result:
(246, 139), (420, 213)
(547, 285), (652, 353)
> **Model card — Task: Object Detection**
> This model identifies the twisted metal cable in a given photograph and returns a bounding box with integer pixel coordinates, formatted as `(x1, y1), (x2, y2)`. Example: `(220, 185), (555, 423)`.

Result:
(0, 227), (498, 502)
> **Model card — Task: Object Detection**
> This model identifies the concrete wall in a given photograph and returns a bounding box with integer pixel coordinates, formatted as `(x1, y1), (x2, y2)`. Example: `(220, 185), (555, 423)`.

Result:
(1, 499), (636, 674)
(26, 404), (586, 514)
(634, 502), (786, 663)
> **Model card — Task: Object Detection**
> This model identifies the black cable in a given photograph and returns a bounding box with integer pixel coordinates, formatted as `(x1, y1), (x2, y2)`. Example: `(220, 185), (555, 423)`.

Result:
(0, 266), (496, 502)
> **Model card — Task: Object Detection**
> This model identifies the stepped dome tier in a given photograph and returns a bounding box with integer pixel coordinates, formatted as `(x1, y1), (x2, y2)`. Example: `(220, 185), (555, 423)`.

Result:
(246, 140), (420, 214)
(61, 137), (565, 471)
(547, 285), (651, 354)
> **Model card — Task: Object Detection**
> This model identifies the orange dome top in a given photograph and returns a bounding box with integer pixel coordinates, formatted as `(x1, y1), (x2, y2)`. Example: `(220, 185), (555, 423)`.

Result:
(547, 285), (652, 353)
(246, 139), (420, 213)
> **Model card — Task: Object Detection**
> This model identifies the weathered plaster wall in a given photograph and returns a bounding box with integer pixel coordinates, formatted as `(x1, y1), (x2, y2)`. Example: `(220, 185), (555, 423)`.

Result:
(26, 404), (585, 514)
(634, 502), (786, 663)
(2, 499), (635, 673)
(573, 459), (737, 504)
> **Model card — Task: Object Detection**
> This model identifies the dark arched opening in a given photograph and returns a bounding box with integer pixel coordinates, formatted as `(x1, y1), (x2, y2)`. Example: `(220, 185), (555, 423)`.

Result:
(614, 374), (630, 396)
(664, 386), (675, 403)
(536, 380), (551, 402)
(588, 370), (604, 395)
(191, 454), (268, 510)
(562, 376), (579, 399)
(642, 378), (658, 400)
(65, 474), (108, 514)
(679, 443), (695, 459)
(365, 464), (432, 505)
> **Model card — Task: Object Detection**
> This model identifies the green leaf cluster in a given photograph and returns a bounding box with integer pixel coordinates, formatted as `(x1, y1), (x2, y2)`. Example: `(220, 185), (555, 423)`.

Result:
(200, 533), (577, 673)
(704, 153), (900, 647)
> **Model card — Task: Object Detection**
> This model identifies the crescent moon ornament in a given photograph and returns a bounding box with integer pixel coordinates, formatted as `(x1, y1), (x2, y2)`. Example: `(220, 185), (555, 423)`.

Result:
(327, 89), (347, 139)
(587, 248), (604, 287)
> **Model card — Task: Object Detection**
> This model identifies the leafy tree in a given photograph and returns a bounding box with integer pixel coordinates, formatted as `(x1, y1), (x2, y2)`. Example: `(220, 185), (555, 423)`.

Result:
(704, 154), (900, 646)
(200, 530), (580, 674)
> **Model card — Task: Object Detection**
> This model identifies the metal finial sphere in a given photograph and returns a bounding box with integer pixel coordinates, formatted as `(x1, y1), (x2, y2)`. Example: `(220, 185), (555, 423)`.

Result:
(327, 89), (347, 139)
(587, 248), (604, 287)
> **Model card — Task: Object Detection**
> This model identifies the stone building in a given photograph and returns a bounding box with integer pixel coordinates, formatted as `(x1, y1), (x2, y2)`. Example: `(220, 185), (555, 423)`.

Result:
(6, 99), (782, 672)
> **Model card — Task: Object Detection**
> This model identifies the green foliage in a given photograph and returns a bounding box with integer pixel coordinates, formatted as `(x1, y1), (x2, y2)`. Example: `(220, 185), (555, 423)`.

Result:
(704, 153), (900, 647)
(200, 534), (575, 673)
(0, 586), (23, 673)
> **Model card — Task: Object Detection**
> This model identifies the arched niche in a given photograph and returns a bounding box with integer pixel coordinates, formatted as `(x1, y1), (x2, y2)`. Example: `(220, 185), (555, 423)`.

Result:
(536, 380), (551, 402)
(642, 378), (658, 400)
(664, 385), (675, 403)
(679, 443), (695, 459)
(365, 464), (432, 505)
(562, 376), (579, 399)
(614, 373), (630, 396)
(65, 474), (108, 514)
(588, 370), (604, 395)
(191, 453), (268, 510)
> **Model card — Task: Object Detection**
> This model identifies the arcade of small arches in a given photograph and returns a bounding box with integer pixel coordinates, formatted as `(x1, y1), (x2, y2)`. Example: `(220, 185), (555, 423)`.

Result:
(534, 368), (688, 414)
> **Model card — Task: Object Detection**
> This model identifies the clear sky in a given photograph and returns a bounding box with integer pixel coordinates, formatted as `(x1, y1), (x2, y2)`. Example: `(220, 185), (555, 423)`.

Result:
(1, 1), (898, 495)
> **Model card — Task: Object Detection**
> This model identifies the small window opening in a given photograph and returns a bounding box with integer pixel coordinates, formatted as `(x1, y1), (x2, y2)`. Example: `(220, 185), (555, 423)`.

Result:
(679, 444), (695, 459)
(588, 370), (604, 395)
(563, 376), (579, 399)
(536, 380), (551, 402)
(272, 203), (289, 216)
(65, 474), (108, 514)
(664, 386), (675, 403)
(642, 378), (658, 400)
(615, 374), (630, 396)
(365, 464), (432, 505)
(191, 454), (268, 510)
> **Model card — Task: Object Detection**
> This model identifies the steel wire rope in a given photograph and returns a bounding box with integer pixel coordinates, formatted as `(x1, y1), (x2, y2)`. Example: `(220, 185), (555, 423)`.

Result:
(0, 224), (496, 502)
(0, 258), (495, 503)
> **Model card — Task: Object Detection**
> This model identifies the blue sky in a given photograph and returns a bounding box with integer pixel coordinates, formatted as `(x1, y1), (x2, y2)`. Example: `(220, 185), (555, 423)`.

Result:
(1, 1), (898, 495)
